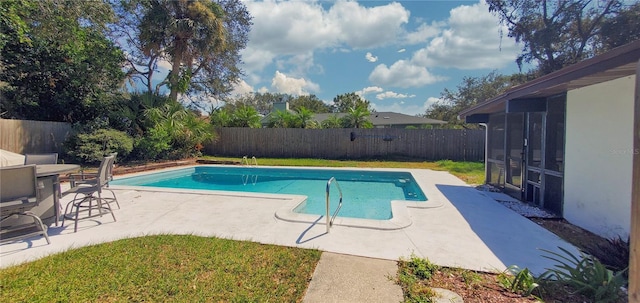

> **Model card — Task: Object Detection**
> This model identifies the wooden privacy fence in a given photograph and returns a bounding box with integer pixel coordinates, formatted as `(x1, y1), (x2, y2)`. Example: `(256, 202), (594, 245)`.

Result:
(206, 128), (485, 162)
(0, 119), (72, 154)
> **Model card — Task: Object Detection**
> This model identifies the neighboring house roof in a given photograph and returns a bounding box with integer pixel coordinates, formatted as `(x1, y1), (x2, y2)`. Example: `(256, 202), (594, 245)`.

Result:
(313, 112), (446, 126)
(459, 39), (640, 119)
(259, 111), (295, 125)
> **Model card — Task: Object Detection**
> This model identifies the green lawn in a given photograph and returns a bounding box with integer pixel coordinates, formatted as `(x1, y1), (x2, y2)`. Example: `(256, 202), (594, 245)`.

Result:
(205, 156), (486, 185)
(1, 235), (321, 302)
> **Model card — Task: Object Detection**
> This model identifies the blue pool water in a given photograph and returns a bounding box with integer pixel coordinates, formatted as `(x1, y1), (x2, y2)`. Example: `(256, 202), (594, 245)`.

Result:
(110, 166), (427, 220)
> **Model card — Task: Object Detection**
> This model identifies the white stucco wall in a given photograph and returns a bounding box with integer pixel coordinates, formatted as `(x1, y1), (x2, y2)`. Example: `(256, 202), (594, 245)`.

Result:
(564, 75), (635, 238)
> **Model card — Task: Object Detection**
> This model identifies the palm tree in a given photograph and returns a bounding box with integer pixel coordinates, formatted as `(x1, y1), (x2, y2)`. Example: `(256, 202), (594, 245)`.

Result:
(144, 101), (215, 158)
(210, 108), (233, 127)
(232, 105), (261, 128)
(295, 106), (314, 128)
(321, 114), (342, 129)
(138, 0), (226, 101)
(342, 105), (372, 128)
(268, 110), (295, 128)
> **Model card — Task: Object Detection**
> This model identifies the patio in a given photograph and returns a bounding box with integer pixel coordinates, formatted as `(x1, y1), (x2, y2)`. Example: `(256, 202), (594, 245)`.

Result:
(0, 167), (578, 275)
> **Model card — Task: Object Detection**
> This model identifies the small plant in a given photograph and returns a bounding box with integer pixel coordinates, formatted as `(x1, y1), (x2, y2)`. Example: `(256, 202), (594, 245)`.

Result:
(540, 247), (627, 303)
(397, 255), (440, 303)
(406, 255), (439, 280)
(406, 283), (438, 303)
(497, 265), (539, 297)
(459, 269), (482, 286)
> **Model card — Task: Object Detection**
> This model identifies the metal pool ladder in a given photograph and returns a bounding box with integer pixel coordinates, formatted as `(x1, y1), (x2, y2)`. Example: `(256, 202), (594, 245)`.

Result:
(242, 156), (258, 166)
(325, 177), (343, 233)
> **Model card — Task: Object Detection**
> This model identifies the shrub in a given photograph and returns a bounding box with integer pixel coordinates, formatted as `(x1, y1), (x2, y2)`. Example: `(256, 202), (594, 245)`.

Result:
(397, 255), (440, 303)
(540, 247), (627, 303)
(65, 128), (133, 164)
(142, 102), (215, 160)
(400, 255), (439, 281)
(132, 127), (171, 160)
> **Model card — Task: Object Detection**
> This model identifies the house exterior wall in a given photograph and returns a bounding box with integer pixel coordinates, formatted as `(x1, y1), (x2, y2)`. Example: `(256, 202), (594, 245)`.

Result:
(564, 75), (635, 238)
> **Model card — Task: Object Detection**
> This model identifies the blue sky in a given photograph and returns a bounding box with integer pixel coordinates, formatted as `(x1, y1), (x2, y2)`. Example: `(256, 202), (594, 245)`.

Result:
(181, 0), (524, 115)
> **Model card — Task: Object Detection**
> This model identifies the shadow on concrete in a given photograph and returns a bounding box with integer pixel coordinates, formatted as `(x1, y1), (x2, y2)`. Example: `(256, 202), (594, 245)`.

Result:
(296, 215), (328, 244)
(436, 184), (578, 274)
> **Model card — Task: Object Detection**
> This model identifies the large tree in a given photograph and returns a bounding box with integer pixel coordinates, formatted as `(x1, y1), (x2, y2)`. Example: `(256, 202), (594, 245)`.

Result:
(224, 92), (290, 116)
(331, 92), (372, 113)
(0, 0), (33, 51)
(599, 2), (640, 50)
(289, 95), (331, 113)
(425, 71), (532, 129)
(114, 0), (251, 104)
(0, 0), (125, 123)
(487, 0), (623, 74)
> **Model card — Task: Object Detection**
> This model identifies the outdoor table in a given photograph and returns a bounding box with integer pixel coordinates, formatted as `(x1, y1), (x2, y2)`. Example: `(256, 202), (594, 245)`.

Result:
(35, 164), (80, 225)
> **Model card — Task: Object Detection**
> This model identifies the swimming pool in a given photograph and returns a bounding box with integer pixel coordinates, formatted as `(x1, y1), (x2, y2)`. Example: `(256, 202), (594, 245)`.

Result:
(110, 166), (427, 220)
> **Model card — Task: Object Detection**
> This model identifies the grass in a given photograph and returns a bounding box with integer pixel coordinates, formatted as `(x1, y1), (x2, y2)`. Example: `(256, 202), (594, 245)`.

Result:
(1, 235), (321, 302)
(204, 156), (486, 185)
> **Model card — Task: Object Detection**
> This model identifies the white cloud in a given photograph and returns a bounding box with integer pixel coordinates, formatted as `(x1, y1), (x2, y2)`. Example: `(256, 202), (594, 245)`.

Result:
(404, 21), (443, 44)
(242, 0), (410, 73)
(397, 49), (406, 53)
(369, 60), (446, 88)
(245, 1), (334, 55)
(231, 79), (254, 96)
(275, 52), (323, 77)
(366, 0), (518, 91)
(411, 1), (520, 69)
(371, 102), (426, 116)
(327, 1), (409, 49)
(356, 86), (385, 98)
(424, 97), (442, 109)
(371, 96), (441, 115)
(271, 71), (320, 96)
(357, 86), (384, 96)
(241, 47), (278, 73)
(365, 52), (378, 63)
(375, 91), (416, 100)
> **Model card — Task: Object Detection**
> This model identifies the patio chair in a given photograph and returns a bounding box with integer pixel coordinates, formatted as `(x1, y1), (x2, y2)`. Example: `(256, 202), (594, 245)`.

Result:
(0, 165), (51, 244)
(68, 152), (119, 209)
(24, 153), (58, 165)
(62, 155), (117, 232)
(24, 153), (61, 198)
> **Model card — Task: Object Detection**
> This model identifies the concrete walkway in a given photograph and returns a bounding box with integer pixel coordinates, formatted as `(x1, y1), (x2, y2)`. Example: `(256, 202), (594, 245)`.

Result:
(303, 253), (403, 303)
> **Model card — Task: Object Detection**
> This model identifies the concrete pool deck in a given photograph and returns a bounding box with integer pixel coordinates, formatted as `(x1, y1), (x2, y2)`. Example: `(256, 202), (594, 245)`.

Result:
(1, 166), (579, 277)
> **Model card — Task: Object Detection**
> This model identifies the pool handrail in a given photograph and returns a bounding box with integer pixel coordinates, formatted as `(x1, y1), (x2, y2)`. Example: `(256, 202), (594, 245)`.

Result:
(242, 156), (258, 167)
(326, 177), (343, 233)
